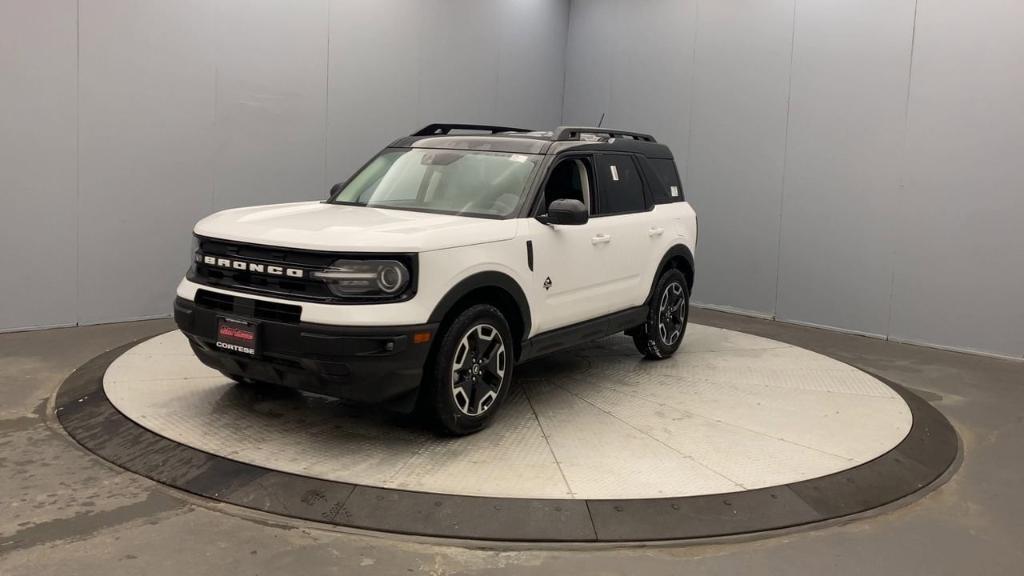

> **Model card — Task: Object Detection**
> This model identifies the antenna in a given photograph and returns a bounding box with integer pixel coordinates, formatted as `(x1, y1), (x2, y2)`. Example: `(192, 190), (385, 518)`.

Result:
(597, 112), (606, 128)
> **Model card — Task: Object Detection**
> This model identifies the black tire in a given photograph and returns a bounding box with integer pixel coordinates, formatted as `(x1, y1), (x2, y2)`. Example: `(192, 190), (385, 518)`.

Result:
(632, 268), (689, 360)
(422, 304), (514, 436)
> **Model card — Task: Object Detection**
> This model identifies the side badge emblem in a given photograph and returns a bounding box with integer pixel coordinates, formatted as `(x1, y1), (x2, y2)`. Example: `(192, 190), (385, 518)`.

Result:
(543, 277), (552, 291)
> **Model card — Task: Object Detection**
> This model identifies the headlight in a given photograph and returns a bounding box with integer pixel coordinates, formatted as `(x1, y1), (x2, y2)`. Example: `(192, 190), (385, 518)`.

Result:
(187, 235), (200, 272)
(312, 259), (411, 298)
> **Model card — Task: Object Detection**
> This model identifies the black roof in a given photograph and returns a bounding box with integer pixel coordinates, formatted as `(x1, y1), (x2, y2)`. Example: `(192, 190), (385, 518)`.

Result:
(389, 123), (675, 159)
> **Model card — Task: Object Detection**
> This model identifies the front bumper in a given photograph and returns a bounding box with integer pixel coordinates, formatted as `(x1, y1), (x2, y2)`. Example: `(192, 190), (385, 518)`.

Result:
(173, 296), (437, 411)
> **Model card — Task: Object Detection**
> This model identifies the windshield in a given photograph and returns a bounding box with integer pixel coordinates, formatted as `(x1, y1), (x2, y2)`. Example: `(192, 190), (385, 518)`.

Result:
(328, 148), (539, 218)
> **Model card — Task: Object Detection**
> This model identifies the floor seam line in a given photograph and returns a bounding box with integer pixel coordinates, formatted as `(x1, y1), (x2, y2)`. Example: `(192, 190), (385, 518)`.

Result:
(680, 345), (796, 353)
(521, 382), (577, 499)
(636, 369), (896, 400)
(372, 438), (429, 488)
(648, 390), (859, 461)
(583, 499), (600, 541)
(570, 377), (859, 462)
(682, 374), (900, 407)
(550, 381), (748, 490)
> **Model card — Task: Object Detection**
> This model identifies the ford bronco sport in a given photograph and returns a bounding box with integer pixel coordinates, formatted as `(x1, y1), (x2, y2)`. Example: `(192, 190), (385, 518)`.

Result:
(174, 124), (697, 435)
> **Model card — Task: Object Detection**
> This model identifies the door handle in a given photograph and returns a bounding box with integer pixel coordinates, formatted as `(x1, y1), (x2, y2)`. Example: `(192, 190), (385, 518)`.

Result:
(591, 233), (612, 245)
(648, 227), (665, 237)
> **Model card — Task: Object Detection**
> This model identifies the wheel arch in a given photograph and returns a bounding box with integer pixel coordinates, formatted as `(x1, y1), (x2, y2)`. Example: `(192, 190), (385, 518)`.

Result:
(428, 271), (532, 358)
(646, 244), (695, 304)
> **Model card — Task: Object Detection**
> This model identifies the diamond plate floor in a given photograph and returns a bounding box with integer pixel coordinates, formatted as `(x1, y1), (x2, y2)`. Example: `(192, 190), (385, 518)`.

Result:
(102, 325), (912, 500)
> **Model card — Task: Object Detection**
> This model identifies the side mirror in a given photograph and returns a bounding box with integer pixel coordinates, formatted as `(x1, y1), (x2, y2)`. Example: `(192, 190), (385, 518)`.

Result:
(540, 198), (588, 226)
(329, 183), (342, 198)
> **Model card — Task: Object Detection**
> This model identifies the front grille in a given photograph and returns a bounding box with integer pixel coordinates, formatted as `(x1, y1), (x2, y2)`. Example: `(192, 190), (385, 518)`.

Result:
(188, 236), (418, 304)
(195, 289), (302, 324)
(189, 237), (339, 302)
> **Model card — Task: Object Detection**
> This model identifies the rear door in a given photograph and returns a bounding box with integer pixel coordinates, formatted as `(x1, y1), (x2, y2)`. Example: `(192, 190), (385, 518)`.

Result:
(589, 153), (651, 310)
(637, 155), (689, 297)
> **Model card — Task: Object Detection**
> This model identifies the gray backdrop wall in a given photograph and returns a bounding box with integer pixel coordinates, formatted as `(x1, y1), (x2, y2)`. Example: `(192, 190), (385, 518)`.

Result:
(564, 0), (1024, 359)
(0, 0), (569, 331)
(3, 0), (1022, 360)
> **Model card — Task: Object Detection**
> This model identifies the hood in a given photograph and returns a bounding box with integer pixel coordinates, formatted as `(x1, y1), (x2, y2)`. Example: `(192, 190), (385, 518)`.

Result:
(193, 201), (519, 252)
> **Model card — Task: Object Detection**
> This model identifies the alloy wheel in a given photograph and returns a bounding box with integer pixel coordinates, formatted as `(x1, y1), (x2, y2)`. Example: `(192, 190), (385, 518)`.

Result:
(658, 282), (686, 346)
(450, 323), (507, 416)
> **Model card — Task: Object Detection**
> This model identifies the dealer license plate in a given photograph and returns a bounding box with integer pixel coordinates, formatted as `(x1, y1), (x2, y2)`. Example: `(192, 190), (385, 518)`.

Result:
(216, 317), (259, 356)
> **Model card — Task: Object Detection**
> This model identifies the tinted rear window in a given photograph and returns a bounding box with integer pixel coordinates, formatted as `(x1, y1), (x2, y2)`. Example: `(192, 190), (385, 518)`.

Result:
(594, 155), (646, 215)
(647, 158), (684, 203)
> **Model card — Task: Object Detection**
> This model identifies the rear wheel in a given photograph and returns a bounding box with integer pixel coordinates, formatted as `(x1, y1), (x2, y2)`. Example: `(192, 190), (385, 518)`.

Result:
(423, 304), (514, 435)
(632, 268), (689, 359)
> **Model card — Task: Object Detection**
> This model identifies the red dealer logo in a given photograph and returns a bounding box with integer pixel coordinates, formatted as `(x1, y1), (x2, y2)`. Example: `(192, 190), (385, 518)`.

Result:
(218, 326), (254, 341)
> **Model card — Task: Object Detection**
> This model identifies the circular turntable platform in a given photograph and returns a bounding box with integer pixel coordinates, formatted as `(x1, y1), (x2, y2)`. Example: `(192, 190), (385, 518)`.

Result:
(56, 324), (958, 542)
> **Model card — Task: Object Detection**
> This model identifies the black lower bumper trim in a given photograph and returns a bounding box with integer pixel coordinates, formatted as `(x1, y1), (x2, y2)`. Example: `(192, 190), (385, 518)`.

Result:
(174, 296), (436, 410)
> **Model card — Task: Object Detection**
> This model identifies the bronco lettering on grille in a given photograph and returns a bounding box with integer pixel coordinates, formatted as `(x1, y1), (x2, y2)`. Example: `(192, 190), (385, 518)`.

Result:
(201, 255), (305, 278)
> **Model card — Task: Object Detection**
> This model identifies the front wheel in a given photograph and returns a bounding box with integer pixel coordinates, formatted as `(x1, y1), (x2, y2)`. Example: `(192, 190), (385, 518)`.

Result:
(632, 268), (689, 359)
(423, 304), (514, 435)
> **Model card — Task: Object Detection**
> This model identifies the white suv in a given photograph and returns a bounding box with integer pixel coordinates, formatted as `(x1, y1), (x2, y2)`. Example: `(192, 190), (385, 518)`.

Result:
(175, 124), (697, 434)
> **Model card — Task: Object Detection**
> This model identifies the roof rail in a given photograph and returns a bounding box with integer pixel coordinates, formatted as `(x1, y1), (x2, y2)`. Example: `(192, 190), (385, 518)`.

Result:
(412, 123), (532, 136)
(554, 126), (657, 142)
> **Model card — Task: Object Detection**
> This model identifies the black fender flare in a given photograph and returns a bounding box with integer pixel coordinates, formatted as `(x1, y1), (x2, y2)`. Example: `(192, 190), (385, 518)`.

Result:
(645, 244), (695, 305)
(427, 271), (532, 343)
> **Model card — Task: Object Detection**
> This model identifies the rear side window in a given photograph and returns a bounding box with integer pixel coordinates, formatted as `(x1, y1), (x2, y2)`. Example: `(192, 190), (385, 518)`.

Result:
(594, 155), (646, 215)
(646, 158), (684, 203)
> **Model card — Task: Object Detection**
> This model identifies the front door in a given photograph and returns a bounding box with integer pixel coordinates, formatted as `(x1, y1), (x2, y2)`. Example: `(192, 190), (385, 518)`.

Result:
(526, 155), (613, 334)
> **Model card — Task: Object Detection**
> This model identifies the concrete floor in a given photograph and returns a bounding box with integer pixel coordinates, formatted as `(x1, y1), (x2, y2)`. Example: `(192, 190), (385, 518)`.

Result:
(0, 309), (1021, 575)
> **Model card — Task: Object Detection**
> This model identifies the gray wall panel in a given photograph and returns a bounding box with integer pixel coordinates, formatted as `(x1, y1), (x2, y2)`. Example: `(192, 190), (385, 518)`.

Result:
(565, 0), (1020, 357)
(9, 0), (1020, 357)
(606, 0), (694, 162)
(684, 0), (794, 314)
(563, 0), (695, 162)
(212, 0), (329, 210)
(326, 0), (569, 187)
(562, 0), (616, 127)
(775, 0), (916, 336)
(417, 0), (501, 125)
(888, 0), (1024, 357)
(325, 0), (421, 186)
(4, 0), (569, 329)
(495, 0), (570, 130)
(0, 0), (78, 331)
(77, 0), (218, 325)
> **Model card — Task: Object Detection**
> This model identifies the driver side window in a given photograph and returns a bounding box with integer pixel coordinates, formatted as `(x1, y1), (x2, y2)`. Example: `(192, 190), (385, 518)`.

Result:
(540, 157), (594, 215)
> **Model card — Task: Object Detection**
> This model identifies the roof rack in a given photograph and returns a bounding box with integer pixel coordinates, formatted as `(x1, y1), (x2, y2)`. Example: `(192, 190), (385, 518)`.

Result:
(412, 123), (532, 136)
(554, 126), (657, 142)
